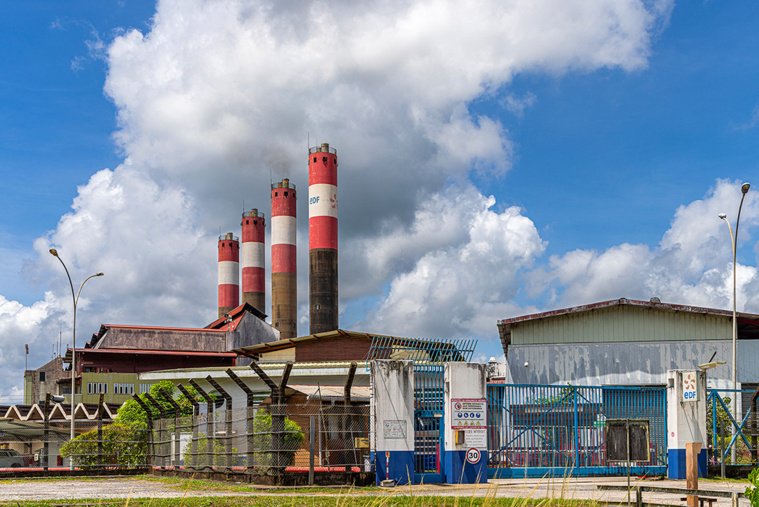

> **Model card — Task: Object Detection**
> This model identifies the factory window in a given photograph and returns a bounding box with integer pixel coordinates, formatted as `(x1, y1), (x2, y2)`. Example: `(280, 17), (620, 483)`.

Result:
(284, 191), (288, 197)
(114, 383), (135, 395)
(87, 382), (108, 395)
(313, 157), (317, 162)
(245, 220), (249, 225)
(139, 383), (152, 394)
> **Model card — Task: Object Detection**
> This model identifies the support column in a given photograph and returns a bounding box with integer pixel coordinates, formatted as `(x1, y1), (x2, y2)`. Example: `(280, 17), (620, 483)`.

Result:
(667, 370), (707, 479)
(371, 360), (414, 485)
(444, 362), (488, 484)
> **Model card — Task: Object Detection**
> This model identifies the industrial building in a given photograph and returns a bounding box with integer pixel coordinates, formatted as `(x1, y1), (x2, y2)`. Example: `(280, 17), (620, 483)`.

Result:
(24, 303), (279, 406)
(498, 297), (759, 402)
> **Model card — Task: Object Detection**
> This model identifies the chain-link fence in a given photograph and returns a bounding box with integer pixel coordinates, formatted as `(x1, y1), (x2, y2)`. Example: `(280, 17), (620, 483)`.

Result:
(147, 402), (370, 474)
(0, 401), (370, 477)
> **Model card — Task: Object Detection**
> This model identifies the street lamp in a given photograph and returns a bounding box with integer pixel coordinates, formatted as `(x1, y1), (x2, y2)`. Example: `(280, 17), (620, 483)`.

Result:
(718, 181), (750, 465)
(49, 247), (103, 471)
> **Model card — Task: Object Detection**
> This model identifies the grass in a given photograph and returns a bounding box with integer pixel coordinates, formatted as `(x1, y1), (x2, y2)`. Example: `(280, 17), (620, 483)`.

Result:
(0, 497), (603, 507)
(0, 475), (607, 507)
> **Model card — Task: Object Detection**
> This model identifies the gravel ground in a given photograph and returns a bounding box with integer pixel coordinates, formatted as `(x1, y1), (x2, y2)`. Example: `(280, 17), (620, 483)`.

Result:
(0, 476), (751, 504)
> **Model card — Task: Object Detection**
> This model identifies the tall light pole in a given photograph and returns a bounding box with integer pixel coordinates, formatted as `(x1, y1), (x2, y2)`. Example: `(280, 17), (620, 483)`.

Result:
(49, 248), (103, 471)
(718, 181), (750, 465)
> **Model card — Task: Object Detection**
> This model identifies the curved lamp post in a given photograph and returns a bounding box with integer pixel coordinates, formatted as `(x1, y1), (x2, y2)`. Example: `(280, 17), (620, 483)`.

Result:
(49, 248), (103, 470)
(718, 181), (750, 465)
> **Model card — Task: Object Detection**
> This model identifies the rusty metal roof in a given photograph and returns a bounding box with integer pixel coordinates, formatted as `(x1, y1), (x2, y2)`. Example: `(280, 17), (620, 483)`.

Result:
(233, 329), (373, 356)
(498, 298), (759, 325)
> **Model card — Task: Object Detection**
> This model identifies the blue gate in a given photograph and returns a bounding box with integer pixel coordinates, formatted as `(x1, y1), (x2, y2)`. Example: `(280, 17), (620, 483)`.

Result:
(707, 388), (758, 465)
(367, 334), (477, 484)
(414, 364), (444, 483)
(487, 384), (667, 477)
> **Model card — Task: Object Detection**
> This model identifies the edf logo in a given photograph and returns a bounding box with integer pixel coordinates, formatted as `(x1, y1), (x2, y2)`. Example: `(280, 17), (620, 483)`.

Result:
(310, 196), (320, 204)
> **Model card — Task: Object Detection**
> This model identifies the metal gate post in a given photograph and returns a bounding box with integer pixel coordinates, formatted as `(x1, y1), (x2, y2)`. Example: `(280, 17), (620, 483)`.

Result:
(189, 379), (215, 468)
(131, 394), (155, 467)
(206, 377), (233, 469)
(225, 368), (260, 472)
(177, 384), (200, 470)
(157, 387), (182, 467)
(144, 393), (167, 468)
(573, 386), (580, 467)
(96, 392), (105, 468)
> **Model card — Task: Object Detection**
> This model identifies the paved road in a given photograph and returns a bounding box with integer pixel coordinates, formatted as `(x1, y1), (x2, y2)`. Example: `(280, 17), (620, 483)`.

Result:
(0, 476), (751, 504)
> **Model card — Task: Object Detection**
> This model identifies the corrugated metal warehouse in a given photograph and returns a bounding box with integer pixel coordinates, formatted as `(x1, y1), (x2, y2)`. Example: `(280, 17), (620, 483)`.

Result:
(498, 298), (759, 392)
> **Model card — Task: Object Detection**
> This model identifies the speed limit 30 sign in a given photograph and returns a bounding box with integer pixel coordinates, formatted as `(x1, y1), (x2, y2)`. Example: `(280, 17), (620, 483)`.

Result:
(466, 447), (481, 464)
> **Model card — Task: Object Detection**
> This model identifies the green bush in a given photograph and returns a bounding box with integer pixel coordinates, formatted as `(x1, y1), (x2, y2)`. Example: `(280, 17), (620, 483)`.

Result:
(746, 467), (759, 507)
(60, 422), (148, 468)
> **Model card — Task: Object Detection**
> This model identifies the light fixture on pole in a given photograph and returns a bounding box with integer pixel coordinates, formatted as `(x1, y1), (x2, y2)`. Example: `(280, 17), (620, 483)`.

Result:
(718, 181), (750, 465)
(49, 247), (103, 471)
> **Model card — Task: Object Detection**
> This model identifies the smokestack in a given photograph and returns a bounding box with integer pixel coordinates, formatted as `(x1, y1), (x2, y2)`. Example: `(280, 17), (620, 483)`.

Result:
(218, 232), (240, 319)
(271, 179), (297, 339)
(308, 143), (338, 334)
(241, 209), (265, 314)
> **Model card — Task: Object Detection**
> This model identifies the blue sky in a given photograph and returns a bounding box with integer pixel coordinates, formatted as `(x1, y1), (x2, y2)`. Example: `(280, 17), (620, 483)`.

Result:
(1, 0), (758, 398)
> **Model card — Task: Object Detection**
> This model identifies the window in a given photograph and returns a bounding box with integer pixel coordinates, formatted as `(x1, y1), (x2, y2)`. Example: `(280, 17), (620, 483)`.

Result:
(139, 383), (152, 394)
(87, 382), (108, 395)
(114, 383), (135, 395)
(39, 372), (46, 382)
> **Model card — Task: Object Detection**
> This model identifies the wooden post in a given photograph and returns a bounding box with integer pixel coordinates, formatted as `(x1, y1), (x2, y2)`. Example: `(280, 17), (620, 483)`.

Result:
(685, 442), (701, 507)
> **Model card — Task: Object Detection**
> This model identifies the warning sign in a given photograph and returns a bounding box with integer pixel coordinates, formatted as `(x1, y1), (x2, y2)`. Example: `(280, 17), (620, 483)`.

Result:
(452, 398), (486, 429)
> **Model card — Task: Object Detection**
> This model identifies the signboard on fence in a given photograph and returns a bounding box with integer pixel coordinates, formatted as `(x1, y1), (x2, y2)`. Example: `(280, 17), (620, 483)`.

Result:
(451, 398), (486, 429)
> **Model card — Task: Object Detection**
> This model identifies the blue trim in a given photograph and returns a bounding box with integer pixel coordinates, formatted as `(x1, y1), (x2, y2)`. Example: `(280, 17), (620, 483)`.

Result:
(488, 466), (667, 479)
(414, 472), (443, 484)
(375, 450), (414, 486)
(668, 449), (707, 479)
(445, 450), (487, 484)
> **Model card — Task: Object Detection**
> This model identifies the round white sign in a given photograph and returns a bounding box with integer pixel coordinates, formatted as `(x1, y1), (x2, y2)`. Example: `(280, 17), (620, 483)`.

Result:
(466, 447), (481, 464)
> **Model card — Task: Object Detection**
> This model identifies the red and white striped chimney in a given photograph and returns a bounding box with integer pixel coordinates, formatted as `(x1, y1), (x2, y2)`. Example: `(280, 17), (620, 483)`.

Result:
(218, 232), (240, 319)
(271, 179), (297, 339)
(241, 209), (265, 314)
(308, 142), (338, 334)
